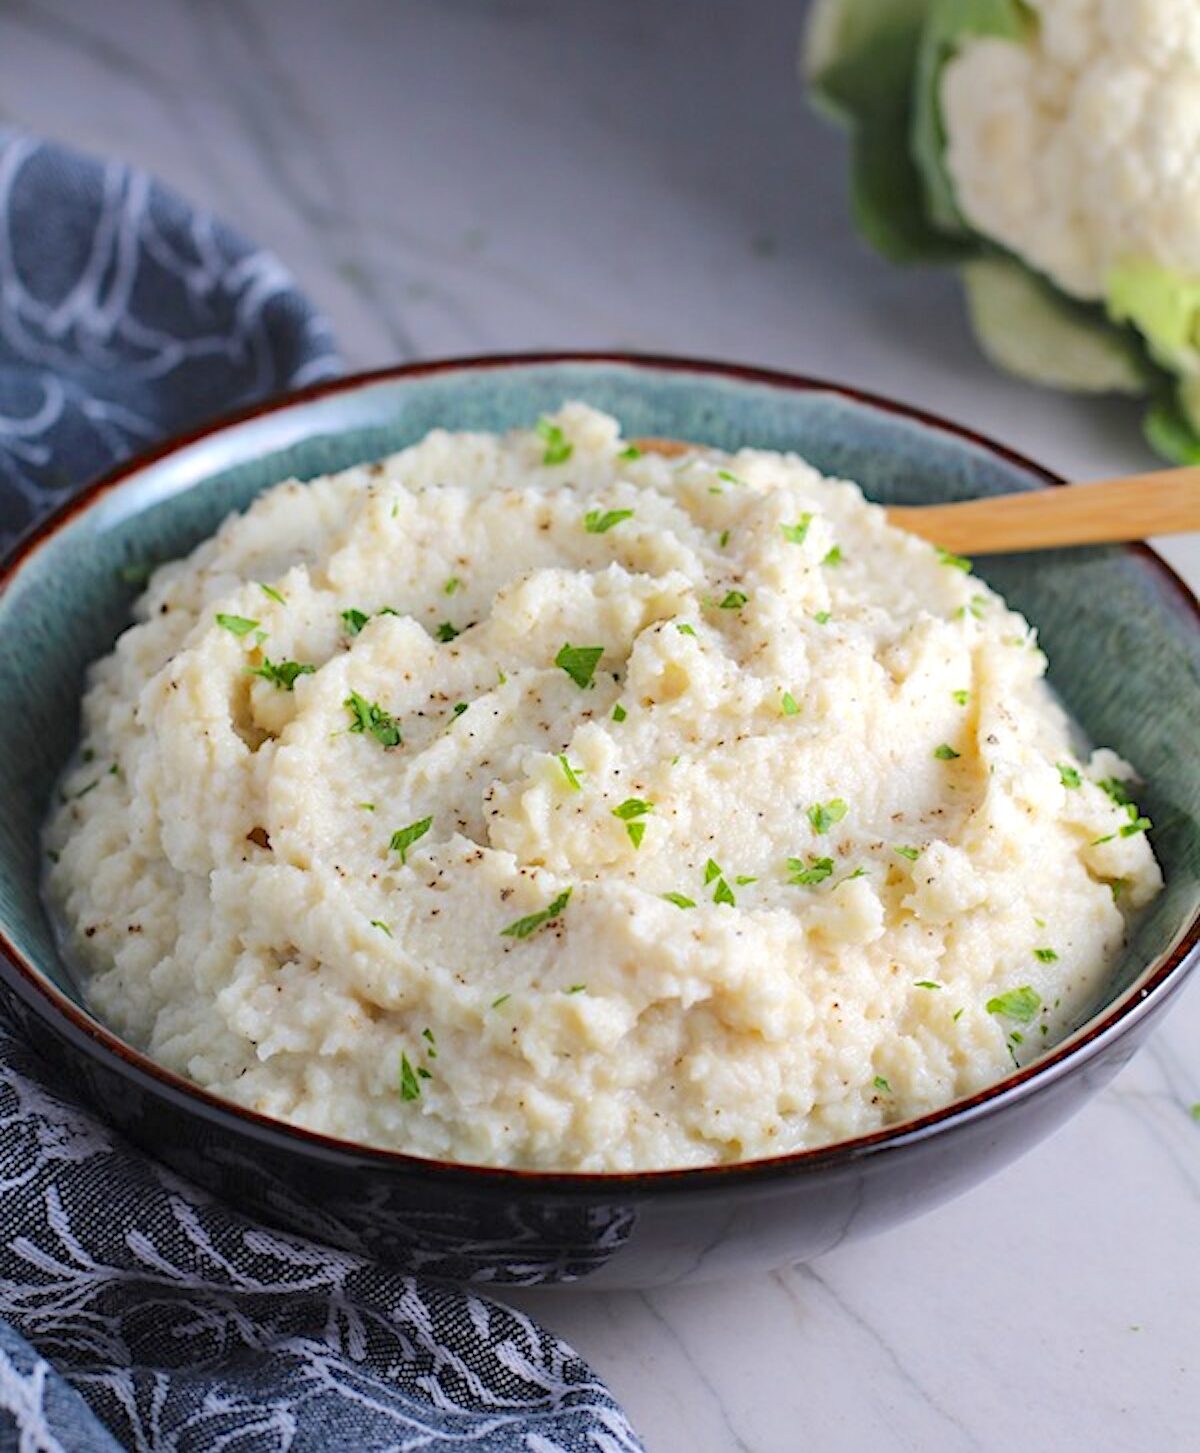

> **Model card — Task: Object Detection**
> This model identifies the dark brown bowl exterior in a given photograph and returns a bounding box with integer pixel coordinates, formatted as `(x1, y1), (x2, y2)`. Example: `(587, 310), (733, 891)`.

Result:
(0, 949), (1193, 1288)
(2, 353), (1198, 1288)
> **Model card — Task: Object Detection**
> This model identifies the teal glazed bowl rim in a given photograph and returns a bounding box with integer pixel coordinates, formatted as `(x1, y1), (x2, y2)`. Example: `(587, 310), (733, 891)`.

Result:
(1, 350), (1198, 1198)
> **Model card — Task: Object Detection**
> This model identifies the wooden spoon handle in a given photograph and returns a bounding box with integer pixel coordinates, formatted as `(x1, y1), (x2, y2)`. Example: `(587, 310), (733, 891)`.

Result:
(633, 439), (1200, 556)
(890, 468), (1200, 553)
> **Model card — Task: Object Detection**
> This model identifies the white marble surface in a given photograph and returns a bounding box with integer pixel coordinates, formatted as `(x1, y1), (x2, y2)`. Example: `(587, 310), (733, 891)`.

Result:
(3, 1), (1196, 1449)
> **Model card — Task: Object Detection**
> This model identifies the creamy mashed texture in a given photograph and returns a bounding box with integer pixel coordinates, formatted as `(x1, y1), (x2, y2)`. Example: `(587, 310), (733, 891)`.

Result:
(44, 405), (1163, 1170)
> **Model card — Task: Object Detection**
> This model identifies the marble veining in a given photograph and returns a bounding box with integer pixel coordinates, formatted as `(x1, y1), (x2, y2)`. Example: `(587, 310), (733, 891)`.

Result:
(1, 1), (1195, 1449)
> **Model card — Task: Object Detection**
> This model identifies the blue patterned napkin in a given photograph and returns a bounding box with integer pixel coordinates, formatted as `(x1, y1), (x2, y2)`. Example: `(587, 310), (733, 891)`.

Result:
(0, 130), (643, 1453)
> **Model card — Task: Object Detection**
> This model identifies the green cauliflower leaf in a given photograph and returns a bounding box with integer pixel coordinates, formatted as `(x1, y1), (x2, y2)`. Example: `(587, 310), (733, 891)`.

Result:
(1107, 260), (1200, 375)
(805, 0), (933, 116)
(1144, 380), (1200, 465)
(963, 256), (1148, 395)
(805, 0), (964, 263)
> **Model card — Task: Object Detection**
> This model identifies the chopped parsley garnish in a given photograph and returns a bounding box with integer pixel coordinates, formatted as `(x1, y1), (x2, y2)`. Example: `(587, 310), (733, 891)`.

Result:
(780, 515), (813, 545)
(341, 607), (370, 636)
(933, 743), (961, 760)
(399, 1052), (422, 1101)
(345, 690), (402, 747)
(258, 583), (286, 604)
(564, 983), (586, 994)
(536, 418), (573, 465)
(700, 857), (737, 905)
(1090, 777), (1152, 841)
(358, 802), (375, 811)
(618, 444), (642, 461)
(558, 755), (584, 791)
(613, 798), (653, 821)
(787, 856), (834, 886)
(435, 621), (460, 643)
(735, 875), (757, 885)
(718, 590), (748, 610)
(612, 703), (627, 722)
(808, 798), (848, 834)
(719, 529), (731, 548)
(491, 993), (511, 1009)
(914, 980), (942, 990)
(893, 845), (920, 861)
(952, 689), (970, 706)
(215, 613), (259, 638)
(555, 642), (604, 689)
(584, 508), (634, 534)
(662, 892), (696, 909)
(822, 545), (843, 567)
(444, 576), (461, 595)
(780, 692), (800, 716)
(1057, 763), (1082, 789)
(422, 1027), (437, 1057)
(957, 595), (987, 620)
(717, 469), (743, 486)
(1099, 777), (1134, 808)
(389, 816), (433, 864)
(626, 822), (646, 849)
(676, 623), (697, 637)
(370, 919), (392, 936)
(1033, 947), (1059, 963)
(452, 702), (469, 717)
(1190, 1103), (1200, 1123)
(1091, 778), (1152, 842)
(249, 658), (315, 691)
(986, 986), (1042, 1022)
(1110, 879), (1126, 903)
(873, 1075), (891, 1093)
(500, 888), (572, 940)
(813, 610), (832, 625)
(936, 546), (972, 571)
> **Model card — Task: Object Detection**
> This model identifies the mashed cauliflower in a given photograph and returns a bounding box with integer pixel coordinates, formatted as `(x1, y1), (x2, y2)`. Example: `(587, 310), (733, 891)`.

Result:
(44, 405), (1162, 1170)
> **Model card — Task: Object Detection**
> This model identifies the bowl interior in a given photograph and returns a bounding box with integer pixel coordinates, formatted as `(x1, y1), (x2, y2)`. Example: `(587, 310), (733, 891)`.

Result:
(1, 358), (1198, 1049)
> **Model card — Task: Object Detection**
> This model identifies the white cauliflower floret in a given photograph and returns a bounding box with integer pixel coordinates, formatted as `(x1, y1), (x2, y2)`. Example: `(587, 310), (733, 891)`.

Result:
(942, 0), (1200, 299)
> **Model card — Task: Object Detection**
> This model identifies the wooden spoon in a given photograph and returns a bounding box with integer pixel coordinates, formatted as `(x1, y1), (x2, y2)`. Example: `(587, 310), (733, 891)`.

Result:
(633, 438), (1200, 556)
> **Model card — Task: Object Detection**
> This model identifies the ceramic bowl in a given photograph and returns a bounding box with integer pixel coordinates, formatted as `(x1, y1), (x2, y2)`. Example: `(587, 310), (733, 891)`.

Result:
(1, 354), (1197, 1289)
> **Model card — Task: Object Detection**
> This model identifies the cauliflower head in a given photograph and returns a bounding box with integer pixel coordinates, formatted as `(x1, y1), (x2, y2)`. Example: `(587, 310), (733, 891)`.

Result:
(807, 0), (1200, 459)
(942, 1), (1200, 302)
